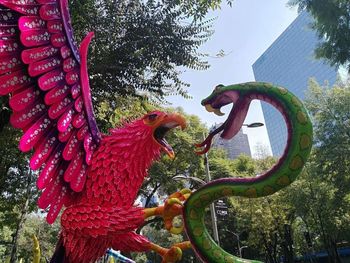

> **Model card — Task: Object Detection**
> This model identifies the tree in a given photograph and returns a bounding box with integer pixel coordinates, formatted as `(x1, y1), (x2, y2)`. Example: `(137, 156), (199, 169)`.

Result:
(283, 167), (346, 263)
(17, 215), (60, 263)
(0, 124), (39, 263)
(304, 78), (350, 182)
(208, 148), (236, 179)
(69, 0), (213, 107)
(173, 0), (234, 20)
(301, 78), (350, 262)
(269, 78), (350, 262)
(288, 0), (350, 70)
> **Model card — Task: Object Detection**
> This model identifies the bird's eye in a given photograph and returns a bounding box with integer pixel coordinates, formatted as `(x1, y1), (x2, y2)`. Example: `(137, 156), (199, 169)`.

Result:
(148, 114), (157, 121)
(143, 113), (158, 125)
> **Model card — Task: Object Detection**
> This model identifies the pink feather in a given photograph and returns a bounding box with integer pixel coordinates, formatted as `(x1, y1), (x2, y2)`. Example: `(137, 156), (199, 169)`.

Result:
(37, 145), (63, 189)
(10, 101), (46, 129)
(20, 29), (50, 47)
(38, 68), (64, 90)
(64, 150), (84, 182)
(0, 53), (22, 75)
(71, 84), (81, 99)
(74, 95), (83, 112)
(21, 45), (59, 64)
(19, 114), (52, 152)
(47, 20), (63, 33)
(47, 185), (67, 224)
(1, 4), (39, 16)
(0, 39), (21, 57)
(18, 16), (46, 31)
(37, 170), (63, 209)
(60, 45), (71, 59)
(9, 86), (39, 111)
(0, 24), (18, 37)
(66, 69), (79, 85)
(70, 163), (87, 192)
(72, 111), (86, 128)
(77, 125), (88, 140)
(51, 33), (66, 47)
(63, 57), (77, 72)
(0, 69), (32, 95)
(30, 131), (58, 170)
(39, 3), (60, 20)
(28, 56), (62, 76)
(57, 108), (74, 133)
(63, 132), (80, 161)
(48, 97), (72, 119)
(58, 122), (73, 142)
(44, 83), (70, 105)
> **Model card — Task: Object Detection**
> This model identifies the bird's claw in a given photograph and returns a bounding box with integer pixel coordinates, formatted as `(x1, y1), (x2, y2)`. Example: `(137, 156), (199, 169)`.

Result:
(168, 188), (191, 200)
(161, 246), (182, 263)
(163, 189), (191, 234)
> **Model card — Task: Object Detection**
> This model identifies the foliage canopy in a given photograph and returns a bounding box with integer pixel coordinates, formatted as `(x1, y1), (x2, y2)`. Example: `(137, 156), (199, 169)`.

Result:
(70, 0), (214, 105)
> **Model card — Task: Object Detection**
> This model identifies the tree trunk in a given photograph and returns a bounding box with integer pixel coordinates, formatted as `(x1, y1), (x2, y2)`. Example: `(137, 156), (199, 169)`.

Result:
(282, 224), (295, 263)
(308, 180), (333, 263)
(330, 238), (342, 263)
(144, 183), (161, 208)
(261, 232), (275, 263)
(9, 169), (32, 263)
(0, 97), (10, 132)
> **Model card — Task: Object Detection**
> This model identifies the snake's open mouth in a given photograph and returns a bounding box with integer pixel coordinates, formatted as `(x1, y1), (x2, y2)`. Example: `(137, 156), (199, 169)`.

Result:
(196, 88), (251, 154)
(153, 114), (186, 158)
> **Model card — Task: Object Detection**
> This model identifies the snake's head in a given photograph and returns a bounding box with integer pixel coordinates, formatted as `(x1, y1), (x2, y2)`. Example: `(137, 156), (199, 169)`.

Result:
(196, 84), (251, 154)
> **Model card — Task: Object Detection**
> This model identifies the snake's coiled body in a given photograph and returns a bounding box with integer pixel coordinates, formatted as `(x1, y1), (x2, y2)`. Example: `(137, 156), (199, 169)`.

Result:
(183, 82), (313, 263)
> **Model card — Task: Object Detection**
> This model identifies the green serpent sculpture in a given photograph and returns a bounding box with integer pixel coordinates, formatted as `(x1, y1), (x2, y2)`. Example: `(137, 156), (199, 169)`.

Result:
(183, 82), (313, 263)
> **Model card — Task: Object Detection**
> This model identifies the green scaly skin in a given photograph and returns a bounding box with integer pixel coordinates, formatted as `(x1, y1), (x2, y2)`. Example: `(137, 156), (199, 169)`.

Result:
(183, 82), (313, 263)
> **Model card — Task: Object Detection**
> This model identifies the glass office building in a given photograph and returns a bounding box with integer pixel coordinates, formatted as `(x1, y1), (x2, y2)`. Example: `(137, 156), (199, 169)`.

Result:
(252, 11), (337, 156)
(212, 125), (251, 159)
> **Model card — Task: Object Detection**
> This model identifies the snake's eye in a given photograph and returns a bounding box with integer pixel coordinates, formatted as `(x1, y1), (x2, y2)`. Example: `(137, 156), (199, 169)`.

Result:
(214, 84), (224, 92)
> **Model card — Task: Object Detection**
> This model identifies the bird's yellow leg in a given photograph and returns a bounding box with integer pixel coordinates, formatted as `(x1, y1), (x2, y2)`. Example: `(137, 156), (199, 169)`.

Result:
(143, 189), (192, 235)
(143, 188), (191, 220)
(143, 206), (164, 219)
(147, 241), (192, 263)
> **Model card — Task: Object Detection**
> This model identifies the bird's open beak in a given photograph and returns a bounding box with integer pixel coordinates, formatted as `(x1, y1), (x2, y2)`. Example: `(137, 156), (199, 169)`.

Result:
(153, 113), (186, 158)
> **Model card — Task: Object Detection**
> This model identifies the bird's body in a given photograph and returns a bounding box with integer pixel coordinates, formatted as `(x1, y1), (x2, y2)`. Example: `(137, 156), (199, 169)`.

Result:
(59, 119), (162, 263)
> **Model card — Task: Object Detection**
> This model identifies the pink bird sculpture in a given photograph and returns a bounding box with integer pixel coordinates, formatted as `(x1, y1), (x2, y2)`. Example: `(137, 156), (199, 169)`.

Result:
(0, 1), (191, 262)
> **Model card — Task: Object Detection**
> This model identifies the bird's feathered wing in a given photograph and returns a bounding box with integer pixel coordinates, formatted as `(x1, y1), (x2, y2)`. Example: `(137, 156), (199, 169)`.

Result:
(0, 0), (101, 223)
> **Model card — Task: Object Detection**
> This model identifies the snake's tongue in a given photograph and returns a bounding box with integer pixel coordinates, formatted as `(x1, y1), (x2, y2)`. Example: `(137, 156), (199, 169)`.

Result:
(221, 97), (251, 139)
(196, 97), (251, 155)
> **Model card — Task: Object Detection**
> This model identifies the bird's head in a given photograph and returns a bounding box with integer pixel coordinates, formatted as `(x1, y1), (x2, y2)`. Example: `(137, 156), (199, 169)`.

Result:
(142, 110), (187, 158)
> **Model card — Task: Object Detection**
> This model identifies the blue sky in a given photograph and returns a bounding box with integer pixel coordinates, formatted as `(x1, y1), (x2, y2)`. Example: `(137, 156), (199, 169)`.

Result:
(167, 0), (298, 157)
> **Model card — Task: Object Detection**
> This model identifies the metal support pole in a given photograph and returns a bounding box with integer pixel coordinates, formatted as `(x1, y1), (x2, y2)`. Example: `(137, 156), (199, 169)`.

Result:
(203, 133), (220, 246)
(236, 234), (242, 258)
(239, 246), (248, 258)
